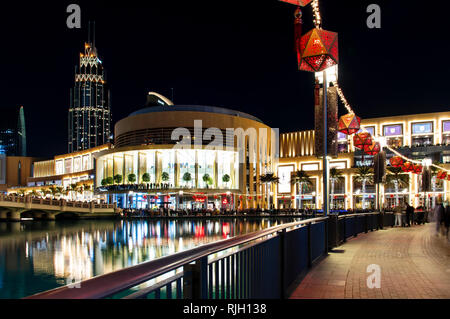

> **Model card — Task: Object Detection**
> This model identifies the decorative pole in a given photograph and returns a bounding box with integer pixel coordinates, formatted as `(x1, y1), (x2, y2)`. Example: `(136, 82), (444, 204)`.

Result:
(323, 70), (329, 216)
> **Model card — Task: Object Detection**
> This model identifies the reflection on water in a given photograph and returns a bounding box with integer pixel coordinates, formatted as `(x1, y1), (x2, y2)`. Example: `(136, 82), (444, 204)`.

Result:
(0, 218), (300, 298)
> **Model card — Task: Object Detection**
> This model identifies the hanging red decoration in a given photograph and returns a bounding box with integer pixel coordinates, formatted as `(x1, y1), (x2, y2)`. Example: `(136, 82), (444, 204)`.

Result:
(291, 196), (295, 200)
(279, 0), (313, 6)
(248, 196), (252, 200)
(413, 164), (423, 174)
(389, 156), (404, 167)
(239, 195), (243, 200)
(258, 196), (262, 199)
(437, 171), (448, 180)
(299, 28), (339, 72)
(353, 132), (372, 150)
(155, 196), (159, 200)
(294, 6), (303, 69)
(401, 162), (414, 173)
(214, 195), (218, 199)
(364, 141), (380, 156)
(338, 113), (361, 135)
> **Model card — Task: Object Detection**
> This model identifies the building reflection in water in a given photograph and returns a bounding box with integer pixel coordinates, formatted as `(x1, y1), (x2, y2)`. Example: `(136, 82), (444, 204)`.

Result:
(0, 218), (300, 298)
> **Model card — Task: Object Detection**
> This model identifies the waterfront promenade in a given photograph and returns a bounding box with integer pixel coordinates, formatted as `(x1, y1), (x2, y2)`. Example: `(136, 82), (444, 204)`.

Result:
(290, 223), (450, 299)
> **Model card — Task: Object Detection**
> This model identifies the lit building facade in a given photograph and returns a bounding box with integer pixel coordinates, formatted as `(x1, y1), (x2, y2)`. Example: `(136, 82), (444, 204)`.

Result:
(68, 36), (111, 153)
(17, 144), (111, 202)
(276, 111), (450, 210)
(94, 98), (277, 210)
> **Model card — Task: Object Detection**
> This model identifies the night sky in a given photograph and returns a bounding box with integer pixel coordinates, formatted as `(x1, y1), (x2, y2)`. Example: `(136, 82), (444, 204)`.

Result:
(0, 0), (448, 158)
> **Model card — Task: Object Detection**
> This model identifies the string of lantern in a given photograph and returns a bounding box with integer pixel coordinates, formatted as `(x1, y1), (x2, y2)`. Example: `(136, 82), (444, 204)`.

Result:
(280, 0), (450, 179)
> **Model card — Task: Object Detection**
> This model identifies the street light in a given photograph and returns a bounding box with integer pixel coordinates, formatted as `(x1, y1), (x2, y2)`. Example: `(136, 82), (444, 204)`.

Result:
(314, 65), (338, 217)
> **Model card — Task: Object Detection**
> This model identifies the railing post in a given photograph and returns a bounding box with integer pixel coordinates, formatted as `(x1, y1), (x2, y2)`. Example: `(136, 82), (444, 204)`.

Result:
(183, 256), (208, 299)
(324, 217), (329, 254)
(343, 217), (347, 243)
(365, 214), (368, 233)
(278, 229), (286, 299)
(307, 222), (312, 268)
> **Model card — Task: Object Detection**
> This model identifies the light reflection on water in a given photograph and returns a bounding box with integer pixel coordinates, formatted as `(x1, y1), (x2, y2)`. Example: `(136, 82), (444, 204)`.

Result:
(0, 218), (300, 298)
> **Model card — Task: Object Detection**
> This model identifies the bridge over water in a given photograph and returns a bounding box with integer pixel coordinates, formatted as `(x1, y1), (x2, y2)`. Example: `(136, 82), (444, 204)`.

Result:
(0, 195), (120, 221)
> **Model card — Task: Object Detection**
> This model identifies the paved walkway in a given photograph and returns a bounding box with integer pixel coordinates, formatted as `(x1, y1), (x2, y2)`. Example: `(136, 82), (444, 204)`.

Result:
(290, 223), (450, 299)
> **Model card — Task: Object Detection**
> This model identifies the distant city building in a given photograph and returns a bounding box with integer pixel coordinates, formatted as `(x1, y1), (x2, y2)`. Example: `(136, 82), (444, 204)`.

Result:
(0, 105), (26, 156)
(68, 26), (112, 153)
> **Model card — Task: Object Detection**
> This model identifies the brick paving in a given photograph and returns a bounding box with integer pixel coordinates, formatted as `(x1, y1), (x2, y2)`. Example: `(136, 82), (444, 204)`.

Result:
(290, 223), (450, 299)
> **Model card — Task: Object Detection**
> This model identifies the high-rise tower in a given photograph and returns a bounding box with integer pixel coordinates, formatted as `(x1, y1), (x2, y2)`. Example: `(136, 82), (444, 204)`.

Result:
(68, 23), (111, 153)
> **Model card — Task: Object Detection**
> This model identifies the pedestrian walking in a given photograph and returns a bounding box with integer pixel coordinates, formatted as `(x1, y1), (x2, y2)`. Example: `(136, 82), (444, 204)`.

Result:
(444, 201), (450, 240)
(406, 203), (414, 227)
(433, 200), (444, 236)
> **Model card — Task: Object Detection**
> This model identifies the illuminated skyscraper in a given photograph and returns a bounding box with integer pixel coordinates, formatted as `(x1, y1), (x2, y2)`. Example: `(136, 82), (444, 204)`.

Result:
(0, 105), (26, 156)
(68, 25), (111, 153)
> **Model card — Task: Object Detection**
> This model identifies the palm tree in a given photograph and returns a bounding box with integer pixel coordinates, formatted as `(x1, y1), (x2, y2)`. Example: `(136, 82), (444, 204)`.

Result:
(329, 168), (343, 209)
(291, 170), (312, 209)
(17, 189), (26, 197)
(259, 173), (279, 210)
(55, 186), (65, 199)
(354, 166), (373, 209)
(386, 166), (409, 207)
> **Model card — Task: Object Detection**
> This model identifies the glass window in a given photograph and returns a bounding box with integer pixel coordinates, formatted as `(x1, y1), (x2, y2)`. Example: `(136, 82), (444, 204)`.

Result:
(178, 150), (196, 188)
(55, 160), (64, 175)
(278, 165), (294, 194)
(64, 158), (72, 174)
(383, 124), (402, 137)
(412, 122), (433, 134)
(73, 156), (81, 172)
(197, 150), (215, 189)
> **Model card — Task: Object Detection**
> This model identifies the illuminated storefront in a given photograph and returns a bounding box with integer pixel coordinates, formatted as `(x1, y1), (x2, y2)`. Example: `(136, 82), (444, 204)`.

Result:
(277, 111), (450, 210)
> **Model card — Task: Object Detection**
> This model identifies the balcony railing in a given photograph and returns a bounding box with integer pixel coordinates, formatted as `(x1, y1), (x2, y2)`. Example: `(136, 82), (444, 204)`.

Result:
(26, 212), (389, 299)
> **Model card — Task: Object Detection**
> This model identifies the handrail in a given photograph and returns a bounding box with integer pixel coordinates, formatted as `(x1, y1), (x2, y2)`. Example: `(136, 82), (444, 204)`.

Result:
(337, 212), (381, 219)
(25, 217), (328, 299)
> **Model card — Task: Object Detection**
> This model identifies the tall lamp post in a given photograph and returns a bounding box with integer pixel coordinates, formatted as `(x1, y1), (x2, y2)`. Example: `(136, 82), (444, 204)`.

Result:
(315, 66), (338, 216)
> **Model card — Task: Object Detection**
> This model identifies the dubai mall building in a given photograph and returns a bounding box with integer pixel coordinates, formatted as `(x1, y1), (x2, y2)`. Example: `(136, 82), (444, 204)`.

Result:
(93, 93), (278, 210)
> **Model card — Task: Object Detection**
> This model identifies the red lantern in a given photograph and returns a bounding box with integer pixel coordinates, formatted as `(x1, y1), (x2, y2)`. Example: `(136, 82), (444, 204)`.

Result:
(353, 132), (372, 150)
(258, 196), (262, 199)
(389, 156), (404, 168)
(291, 196), (295, 200)
(299, 28), (339, 72)
(364, 141), (380, 156)
(437, 171), (448, 180)
(338, 113), (361, 135)
(239, 195), (243, 200)
(155, 196), (159, 200)
(401, 162), (414, 173)
(413, 164), (423, 174)
(248, 196), (252, 200)
(279, 0), (313, 6)
(214, 195), (218, 199)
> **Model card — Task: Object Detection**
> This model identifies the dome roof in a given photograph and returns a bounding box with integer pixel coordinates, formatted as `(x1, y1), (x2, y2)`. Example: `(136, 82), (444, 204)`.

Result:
(128, 105), (263, 123)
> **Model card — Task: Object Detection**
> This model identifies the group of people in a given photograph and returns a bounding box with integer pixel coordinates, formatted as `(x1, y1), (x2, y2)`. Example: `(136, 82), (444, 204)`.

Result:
(393, 200), (450, 239)
(393, 203), (426, 227)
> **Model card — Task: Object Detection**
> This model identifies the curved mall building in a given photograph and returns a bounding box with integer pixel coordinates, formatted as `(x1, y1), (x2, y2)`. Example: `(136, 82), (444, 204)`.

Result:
(94, 94), (277, 210)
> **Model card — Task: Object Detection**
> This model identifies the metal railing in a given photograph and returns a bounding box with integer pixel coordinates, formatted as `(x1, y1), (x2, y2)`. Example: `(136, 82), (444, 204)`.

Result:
(26, 212), (386, 299)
